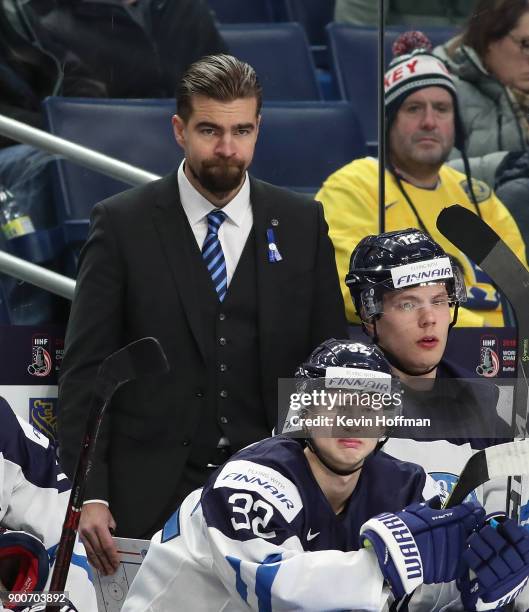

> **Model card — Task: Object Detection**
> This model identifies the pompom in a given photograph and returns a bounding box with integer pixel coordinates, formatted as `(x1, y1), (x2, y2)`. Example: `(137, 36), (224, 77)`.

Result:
(392, 31), (433, 57)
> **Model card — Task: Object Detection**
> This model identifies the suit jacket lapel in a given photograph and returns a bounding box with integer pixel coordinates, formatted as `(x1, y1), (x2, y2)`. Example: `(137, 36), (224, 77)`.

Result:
(151, 172), (207, 363)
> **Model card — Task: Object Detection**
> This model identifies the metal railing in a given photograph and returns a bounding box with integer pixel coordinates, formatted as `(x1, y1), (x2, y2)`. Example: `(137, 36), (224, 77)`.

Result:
(0, 113), (160, 300)
(0, 250), (75, 300)
(0, 113), (159, 186)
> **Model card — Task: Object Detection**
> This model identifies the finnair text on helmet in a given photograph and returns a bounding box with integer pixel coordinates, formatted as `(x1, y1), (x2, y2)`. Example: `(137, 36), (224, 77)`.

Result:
(395, 267), (452, 288)
(390, 257), (453, 289)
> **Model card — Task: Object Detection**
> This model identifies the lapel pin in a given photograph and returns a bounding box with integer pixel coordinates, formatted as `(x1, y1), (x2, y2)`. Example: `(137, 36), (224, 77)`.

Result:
(271, 218), (279, 227)
(266, 228), (282, 263)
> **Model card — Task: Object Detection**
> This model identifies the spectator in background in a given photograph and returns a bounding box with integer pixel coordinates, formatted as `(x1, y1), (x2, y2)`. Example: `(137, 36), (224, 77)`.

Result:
(0, 0), (226, 220)
(0, 0), (226, 145)
(316, 40), (527, 328)
(58, 55), (346, 576)
(435, 0), (529, 253)
(0, 0), (227, 323)
(335, 0), (473, 27)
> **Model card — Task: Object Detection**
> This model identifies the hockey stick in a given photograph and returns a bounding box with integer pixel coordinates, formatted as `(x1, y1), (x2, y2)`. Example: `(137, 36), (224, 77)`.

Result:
(444, 439), (529, 507)
(437, 205), (529, 521)
(46, 337), (169, 607)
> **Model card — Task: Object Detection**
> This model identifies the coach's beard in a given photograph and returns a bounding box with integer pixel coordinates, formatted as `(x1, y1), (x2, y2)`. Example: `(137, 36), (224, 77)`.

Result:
(191, 158), (246, 197)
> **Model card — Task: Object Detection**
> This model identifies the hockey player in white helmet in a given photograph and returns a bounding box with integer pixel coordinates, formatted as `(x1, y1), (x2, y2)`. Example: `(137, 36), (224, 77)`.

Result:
(123, 340), (529, 611)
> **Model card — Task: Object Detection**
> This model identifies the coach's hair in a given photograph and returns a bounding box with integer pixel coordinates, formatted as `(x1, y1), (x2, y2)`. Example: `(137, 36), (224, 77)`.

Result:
(176, 54), (262, 121)
(462, 0), (529, 59)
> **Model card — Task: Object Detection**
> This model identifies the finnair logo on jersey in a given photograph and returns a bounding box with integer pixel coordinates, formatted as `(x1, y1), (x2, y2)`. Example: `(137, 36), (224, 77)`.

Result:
(215, 460), (303, 522)
(391, 257), (453, 289)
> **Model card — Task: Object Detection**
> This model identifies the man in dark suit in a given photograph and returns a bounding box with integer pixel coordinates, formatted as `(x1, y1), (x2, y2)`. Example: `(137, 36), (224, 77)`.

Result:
(57, 54), (346, 575)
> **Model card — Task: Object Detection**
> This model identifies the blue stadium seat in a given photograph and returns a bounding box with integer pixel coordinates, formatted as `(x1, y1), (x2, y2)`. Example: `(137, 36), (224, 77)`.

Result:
(43, 98), (365, 251)
(42, 97), (181, 255)
(206, 0), (276, 23)
(252, 101), (365, 192)
(220, 23), (321, 101)
(327, 23), (457, 146)
(284, 0), (335, 45)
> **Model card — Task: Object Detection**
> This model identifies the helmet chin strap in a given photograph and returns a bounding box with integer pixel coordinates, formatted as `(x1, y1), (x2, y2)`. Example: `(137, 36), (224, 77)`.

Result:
(305, 436), (388, 477)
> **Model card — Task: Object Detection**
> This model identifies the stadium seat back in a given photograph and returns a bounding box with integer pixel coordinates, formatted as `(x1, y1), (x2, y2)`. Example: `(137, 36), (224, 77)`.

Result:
(284, 0), (335, 45)
(206, 0), (276, 23)
(220, 23), (321, 100)
(252, 101), (366, 192)
(43, 97), (180, 225)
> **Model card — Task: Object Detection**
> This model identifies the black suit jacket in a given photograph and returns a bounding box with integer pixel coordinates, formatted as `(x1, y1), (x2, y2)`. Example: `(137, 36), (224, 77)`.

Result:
(58, 171), (346, 537)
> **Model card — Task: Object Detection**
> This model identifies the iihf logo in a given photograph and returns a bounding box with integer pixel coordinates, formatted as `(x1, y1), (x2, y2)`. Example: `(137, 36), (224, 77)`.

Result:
(28, 334), (52, 377)
(476, 335), (500, 378)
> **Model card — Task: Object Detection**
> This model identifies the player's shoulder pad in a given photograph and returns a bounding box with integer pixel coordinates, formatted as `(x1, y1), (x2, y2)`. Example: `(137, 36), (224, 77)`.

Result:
(213, 459), (303, 523)
(459, 178), (491, 204)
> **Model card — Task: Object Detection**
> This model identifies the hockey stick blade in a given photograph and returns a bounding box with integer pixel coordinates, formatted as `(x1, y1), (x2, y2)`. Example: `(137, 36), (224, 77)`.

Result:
(94, 336), (170, 403)
(444, 439), (529, 508)
(48, 337), (169, 601)
(437, 205), (529, 523)
(437, 205), (529, 308)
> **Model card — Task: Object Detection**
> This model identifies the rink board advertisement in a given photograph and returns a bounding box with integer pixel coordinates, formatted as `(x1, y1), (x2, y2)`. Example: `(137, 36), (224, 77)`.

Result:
(0, 324), (63, 443)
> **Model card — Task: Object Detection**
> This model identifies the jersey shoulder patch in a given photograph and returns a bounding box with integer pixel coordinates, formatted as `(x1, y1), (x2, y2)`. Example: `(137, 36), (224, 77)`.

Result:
(213, 460), (303, 523)
(459, 178), (491, 204)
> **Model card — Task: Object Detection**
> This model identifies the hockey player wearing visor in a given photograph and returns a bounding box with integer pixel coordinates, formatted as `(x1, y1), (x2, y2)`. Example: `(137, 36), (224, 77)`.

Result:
(122, 340), (529, 612)
(347, 228), (512, 500)
(346, 228), (466, 382)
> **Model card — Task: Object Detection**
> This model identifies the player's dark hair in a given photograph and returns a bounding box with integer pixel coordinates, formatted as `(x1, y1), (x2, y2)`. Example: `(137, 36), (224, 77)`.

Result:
(176, 54), (262, 122)
(463, 0), (529, 59)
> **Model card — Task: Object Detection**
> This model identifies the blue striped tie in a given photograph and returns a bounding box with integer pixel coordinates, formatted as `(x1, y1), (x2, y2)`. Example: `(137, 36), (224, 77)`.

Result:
(202, 210), (227, 302)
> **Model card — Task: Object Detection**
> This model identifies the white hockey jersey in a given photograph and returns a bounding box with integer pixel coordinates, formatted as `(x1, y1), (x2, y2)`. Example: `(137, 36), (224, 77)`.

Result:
(123, 436), (465, 612)
(0, 397), (97, 611)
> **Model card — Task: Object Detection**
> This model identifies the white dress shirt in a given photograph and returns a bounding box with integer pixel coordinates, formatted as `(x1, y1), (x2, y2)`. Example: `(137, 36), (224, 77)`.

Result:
(178, 160), (253, 286)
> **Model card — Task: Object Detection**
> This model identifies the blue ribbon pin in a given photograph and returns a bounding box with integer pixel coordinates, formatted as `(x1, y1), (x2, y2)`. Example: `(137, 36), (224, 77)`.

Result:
(266, 228), (282, 263)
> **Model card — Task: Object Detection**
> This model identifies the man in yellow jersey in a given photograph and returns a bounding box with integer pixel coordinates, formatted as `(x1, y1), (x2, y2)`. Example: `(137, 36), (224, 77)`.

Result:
(317, 47), (527, 327)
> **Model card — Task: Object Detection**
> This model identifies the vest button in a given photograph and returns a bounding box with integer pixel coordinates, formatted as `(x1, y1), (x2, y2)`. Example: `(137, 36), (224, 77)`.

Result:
(182, 438), (190, 446)
(195, 390), (204, 398)
(219, 363), (228, 372)
(220, 389), (228, 398)
(220, 416), (228, 424)
(219, 337), (227, 346)
(219, 313), (226, 321)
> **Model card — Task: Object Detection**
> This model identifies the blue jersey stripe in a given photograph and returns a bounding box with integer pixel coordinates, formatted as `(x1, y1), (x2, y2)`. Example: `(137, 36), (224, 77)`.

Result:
(255, 553), (282, 612)
(226, 556), (248, 603)
(161, 507), (181, 543)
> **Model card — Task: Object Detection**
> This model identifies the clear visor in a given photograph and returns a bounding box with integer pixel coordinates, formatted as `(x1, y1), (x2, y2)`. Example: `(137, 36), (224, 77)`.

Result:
(360, 259), (467, 320)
